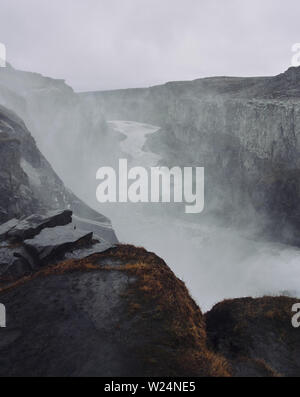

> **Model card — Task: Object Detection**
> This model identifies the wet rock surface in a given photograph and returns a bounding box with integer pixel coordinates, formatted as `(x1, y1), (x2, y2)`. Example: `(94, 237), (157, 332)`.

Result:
(64, 241), (113, 261)
(205, 297), (300, 377)
(0, 246), (230, 377)
(0, 245), (298, 377)
(0, 211), (114, 283)
(2, 210), (72, 242)
(0, 245), (33, 278)
(0, 219), (19, 241)
(0, 270), (134, 377)
(24, 226), (93, 264)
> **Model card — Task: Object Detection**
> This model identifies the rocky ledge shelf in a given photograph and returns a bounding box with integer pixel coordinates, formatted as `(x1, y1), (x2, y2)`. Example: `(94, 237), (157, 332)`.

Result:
(0, 209), (113, 283)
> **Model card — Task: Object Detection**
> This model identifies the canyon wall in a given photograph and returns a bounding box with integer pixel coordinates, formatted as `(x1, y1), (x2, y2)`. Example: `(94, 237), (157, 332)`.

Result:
(0, 104), (117, 242)
(0, 65), (121, 202)
(83, 67), (300, 244)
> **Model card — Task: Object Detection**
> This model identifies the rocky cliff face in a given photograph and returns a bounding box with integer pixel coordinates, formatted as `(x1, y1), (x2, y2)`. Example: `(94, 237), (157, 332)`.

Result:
(0, 104), (117, 243)
(84, 67), (300, 244)
(0, 65), (121, 200)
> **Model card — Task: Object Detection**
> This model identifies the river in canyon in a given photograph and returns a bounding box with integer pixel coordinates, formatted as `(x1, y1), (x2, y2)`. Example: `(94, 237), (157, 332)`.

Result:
(93, 120), (300, 311)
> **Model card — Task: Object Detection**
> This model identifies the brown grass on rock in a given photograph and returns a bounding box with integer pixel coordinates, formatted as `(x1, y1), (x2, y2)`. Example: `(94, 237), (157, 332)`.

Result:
(0, 244), (231, 377)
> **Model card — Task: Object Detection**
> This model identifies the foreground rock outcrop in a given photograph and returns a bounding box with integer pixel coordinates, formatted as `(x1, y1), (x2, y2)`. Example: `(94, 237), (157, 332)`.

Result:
(0, 243), (299, 377)
(206, 296), (300, 377)
(0, 245), (230, 377)
(0, 210), (113, 284)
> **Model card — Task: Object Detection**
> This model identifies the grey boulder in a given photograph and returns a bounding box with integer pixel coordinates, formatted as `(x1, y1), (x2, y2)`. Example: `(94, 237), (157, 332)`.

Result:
(24, 225), (94, 264)
(4, 210), (73, 242)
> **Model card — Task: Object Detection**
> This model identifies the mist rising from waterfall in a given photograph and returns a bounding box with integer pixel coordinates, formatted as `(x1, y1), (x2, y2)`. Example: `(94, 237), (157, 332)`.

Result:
(0, 67), (300, 312)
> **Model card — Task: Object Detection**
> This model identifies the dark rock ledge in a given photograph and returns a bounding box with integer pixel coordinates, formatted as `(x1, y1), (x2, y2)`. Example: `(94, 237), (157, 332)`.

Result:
(0, 210), (113, 283)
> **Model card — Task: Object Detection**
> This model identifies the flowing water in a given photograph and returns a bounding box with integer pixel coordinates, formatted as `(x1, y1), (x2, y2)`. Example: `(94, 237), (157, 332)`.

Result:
(95, 120), (300, 311)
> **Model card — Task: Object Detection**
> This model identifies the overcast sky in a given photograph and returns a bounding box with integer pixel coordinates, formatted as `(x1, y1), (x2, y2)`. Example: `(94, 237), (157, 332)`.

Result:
(0, 0), (299, 91)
